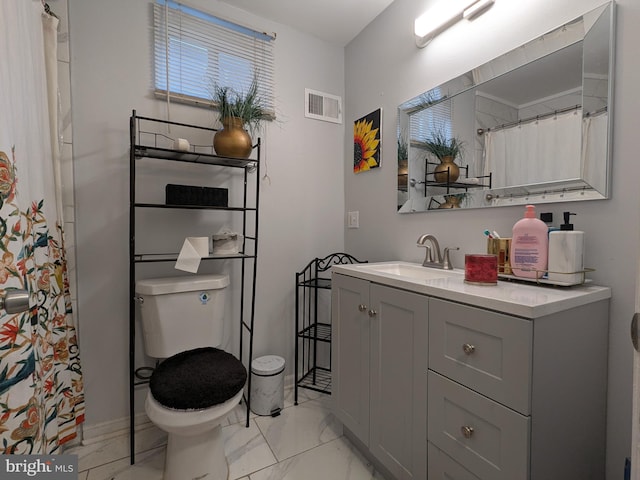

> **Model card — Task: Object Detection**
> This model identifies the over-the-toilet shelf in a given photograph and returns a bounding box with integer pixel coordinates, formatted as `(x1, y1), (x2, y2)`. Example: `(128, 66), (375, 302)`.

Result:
(128, 110), (260, 464)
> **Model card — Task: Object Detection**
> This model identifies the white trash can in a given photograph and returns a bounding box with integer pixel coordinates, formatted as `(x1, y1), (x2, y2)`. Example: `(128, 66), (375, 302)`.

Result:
(250, 355), (285, 416)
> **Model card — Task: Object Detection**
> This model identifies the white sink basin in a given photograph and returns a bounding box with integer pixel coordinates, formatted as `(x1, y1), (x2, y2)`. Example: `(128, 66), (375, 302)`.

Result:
(356, 262), (464, 281)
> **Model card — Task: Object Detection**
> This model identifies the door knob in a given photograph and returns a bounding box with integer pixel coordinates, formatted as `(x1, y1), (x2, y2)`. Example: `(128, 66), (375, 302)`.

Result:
(0, 289), (29, 314)
(368, 309), (377, 317)
(358, 304), (368, 312)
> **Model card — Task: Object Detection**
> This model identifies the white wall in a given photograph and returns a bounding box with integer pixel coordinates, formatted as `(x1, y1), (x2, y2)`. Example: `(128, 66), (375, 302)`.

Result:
(344, 1), (640, 479)
(68, 0), (345, 431)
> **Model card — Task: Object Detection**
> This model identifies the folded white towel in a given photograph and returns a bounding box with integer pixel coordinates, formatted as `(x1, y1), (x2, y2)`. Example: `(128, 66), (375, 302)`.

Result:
(456, 177), (480, 184)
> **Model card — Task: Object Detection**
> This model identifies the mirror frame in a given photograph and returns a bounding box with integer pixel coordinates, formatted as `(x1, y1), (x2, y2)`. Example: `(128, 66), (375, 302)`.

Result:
(397, 2), (615, 213)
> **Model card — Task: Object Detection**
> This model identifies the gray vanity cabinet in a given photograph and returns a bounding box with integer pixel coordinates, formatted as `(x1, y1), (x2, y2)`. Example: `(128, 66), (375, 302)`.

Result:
(332, 273), (427, 480)
(332, 262), (610, 480)
(427, 298), (608, 480)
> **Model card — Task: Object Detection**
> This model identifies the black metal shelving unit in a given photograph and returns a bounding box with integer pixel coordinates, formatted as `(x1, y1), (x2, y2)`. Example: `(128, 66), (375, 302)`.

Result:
(294, 253), (366, 405)
(128, 110), (259, 464)
(424, 162), (492, 196)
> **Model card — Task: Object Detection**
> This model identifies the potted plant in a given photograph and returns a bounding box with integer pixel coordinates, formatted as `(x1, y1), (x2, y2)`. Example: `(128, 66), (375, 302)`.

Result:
(439, 193), (467, 209)
(211, 78), (269, 159)
(422, 130), (465, 183)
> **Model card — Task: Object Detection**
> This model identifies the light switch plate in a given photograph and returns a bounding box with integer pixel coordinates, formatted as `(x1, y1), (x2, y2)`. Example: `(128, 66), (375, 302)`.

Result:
(347, 211), (359, 228)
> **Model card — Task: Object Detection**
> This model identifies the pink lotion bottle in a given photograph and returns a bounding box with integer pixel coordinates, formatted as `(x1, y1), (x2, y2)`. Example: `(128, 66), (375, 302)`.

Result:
(510, 205), (548, 279)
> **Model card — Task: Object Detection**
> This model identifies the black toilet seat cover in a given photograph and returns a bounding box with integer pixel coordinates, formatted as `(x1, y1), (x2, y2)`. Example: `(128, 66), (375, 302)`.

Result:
(150, 347), (247, 410)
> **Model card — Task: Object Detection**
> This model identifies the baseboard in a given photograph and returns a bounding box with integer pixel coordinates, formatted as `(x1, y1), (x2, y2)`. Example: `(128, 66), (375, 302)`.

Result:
(343, 427), (395, 480)
(284, 373), (295, 389)
(81, 412), (153, 445)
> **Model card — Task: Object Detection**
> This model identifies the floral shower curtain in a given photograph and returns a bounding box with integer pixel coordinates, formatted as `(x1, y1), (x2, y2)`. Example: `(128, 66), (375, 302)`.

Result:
(0, 0), (84, 453)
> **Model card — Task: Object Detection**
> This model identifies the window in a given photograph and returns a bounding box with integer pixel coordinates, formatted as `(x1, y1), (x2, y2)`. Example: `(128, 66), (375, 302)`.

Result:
(409, 97), (452, 143)
(153, 0), (275, 114)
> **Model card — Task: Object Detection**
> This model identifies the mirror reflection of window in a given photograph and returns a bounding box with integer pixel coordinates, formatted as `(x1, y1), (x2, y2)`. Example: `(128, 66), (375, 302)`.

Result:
(410, 98), (452, 142)
(408, 91), (454, 201)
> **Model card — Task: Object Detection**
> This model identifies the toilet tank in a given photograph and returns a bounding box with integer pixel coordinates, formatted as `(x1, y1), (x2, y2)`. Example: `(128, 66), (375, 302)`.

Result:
(136, 274), (229, 359)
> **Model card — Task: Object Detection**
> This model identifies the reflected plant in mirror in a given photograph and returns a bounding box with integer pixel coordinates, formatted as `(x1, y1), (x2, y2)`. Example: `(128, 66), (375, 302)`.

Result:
(397, 2), (615, 213)
(398, 135), (408, 180)
(422, 130), (465, 183)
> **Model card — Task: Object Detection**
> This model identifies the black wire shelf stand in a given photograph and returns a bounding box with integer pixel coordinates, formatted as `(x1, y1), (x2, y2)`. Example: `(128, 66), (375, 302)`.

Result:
(294, 253), (366, 405)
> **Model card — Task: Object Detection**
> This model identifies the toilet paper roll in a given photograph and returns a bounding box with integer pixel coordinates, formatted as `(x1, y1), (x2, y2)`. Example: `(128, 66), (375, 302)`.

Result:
(173, 138), (191, 151)
(174, 237), (209, 273)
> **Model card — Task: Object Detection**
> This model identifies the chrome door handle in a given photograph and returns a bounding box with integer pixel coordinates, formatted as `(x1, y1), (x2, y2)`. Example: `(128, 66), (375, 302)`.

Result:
(0, 289), (29, 314)
(368, 309), (377, 317)
(358, 304), (368, 312)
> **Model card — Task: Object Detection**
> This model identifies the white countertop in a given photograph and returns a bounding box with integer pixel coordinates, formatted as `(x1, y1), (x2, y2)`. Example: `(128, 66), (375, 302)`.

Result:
(332, 261), (611, 319)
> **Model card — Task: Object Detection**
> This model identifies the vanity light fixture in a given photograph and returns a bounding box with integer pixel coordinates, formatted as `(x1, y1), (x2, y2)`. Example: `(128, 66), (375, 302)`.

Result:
(463, 0), (495, 20)
(414, 0), (495, 48)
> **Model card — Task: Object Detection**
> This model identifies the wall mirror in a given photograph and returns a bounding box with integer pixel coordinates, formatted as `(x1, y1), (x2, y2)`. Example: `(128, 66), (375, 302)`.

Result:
(397, 2), (615, 213)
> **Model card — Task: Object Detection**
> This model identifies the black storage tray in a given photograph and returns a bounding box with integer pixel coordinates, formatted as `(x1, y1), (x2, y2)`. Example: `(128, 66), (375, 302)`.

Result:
(165, 184), (228, 207)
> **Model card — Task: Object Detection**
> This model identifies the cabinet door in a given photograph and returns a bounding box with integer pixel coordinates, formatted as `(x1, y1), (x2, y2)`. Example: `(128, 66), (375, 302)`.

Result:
(370, 284), (428, 480)
(331, 274), (371, 444)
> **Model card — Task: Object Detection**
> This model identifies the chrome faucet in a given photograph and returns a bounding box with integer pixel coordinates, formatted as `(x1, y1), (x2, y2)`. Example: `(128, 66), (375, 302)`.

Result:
(416, 234), (459, 270)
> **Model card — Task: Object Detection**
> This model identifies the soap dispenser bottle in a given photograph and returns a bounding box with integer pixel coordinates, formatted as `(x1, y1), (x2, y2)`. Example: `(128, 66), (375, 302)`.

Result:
(510, 204), (548, 279)
(548, 212), (585, 284)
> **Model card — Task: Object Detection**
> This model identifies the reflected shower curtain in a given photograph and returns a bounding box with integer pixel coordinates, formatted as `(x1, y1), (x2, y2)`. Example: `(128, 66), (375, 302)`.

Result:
(0, 1), (84, 453)
(581, 113), (608, 195)
(484, 110), (582, 189)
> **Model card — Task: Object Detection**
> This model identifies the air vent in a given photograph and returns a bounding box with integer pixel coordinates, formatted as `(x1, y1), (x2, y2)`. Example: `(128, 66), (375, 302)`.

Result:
(305, 88), (342, 124)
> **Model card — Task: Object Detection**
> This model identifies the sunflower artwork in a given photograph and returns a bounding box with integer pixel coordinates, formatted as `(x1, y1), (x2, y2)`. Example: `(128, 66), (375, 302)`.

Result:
(353, 108), (381, 173)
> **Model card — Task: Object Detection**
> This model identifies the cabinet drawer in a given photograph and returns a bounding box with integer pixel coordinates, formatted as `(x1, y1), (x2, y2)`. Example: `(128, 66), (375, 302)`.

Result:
(428, 371), (530, 480)
(428, 443), (481, 480)
(429, 298), (532, 414)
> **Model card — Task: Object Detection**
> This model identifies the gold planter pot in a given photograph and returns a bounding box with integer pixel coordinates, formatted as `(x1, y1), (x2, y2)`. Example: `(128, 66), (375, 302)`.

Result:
(213, 117), (253, 159)
(433, 155), (460, 183)
(439, 195), (463, 209)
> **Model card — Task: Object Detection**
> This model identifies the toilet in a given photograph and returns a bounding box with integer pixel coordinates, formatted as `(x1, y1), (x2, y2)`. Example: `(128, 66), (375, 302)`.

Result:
(136, 274), (246, 480)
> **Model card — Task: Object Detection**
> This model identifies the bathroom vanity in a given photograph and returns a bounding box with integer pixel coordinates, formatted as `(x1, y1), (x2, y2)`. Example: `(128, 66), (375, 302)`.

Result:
(331, 262), (610, 480)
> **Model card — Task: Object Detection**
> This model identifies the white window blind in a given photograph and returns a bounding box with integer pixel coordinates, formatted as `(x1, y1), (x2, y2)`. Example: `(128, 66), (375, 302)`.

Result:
(153, 0), (275, 114)
(410, 100), (452, 143)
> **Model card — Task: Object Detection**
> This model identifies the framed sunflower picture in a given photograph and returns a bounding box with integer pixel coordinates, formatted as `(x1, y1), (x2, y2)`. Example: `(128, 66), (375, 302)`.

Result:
(353, 108), (381, 173)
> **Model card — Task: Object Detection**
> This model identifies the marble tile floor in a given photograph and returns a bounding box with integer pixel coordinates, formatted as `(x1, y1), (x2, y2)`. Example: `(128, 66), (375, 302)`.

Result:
(68, 387), (384, 480)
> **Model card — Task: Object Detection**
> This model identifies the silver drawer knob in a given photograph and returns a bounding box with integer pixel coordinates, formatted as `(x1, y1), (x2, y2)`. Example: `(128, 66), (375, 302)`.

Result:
(358, 304), (368, 312)
(462, 343), (476, 355)
(461, 425), (474, 438)
(368, 309), (377, 317)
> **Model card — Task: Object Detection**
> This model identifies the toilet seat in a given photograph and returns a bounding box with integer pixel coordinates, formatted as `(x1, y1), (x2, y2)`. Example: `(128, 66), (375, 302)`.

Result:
(146, 388), (243, 436)
(149, 347), (247, 410)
